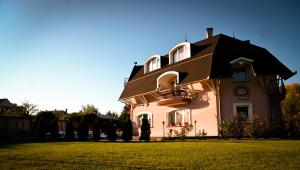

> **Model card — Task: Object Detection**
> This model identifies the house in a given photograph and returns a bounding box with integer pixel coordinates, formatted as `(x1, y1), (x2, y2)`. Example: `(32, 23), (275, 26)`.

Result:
(0, 98), (15, 115)
(119, 28), (296, 137)
(0, 116), (32, 141)
(0, 99), (32, 141)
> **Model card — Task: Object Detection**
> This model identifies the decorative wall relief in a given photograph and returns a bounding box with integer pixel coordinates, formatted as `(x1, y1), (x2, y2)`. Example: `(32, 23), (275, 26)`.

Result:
(233, 84), (250, 100)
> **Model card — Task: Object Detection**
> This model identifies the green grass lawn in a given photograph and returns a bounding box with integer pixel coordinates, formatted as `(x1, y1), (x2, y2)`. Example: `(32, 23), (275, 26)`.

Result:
(0, 140), (299, 169)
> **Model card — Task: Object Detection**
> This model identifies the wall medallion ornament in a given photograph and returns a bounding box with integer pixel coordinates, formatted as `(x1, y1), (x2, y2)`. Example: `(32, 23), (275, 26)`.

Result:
(233, 85), (250, 100)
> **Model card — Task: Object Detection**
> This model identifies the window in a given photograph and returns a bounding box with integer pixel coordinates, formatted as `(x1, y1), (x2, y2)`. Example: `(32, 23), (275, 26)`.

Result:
(236, 106), (249, 121)
(148, 58), (160, 72)
(167, 110), (190, 127)
(172, 47), (185, 63)
(169, 42), (191, 64)
(233, 103), (252, 121)
(233, 70), (247, 81)
(137, 113), (153, 127)
(144, 55), (161, 73)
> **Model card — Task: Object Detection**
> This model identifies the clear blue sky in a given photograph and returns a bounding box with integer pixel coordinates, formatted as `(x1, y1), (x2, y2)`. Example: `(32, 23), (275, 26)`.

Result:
(0, 0), (299, 114)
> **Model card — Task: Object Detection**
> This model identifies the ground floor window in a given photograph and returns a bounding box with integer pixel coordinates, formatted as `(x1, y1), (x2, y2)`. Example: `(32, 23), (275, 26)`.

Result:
(233, 103), (252, 121)
(137, 112), (153, 128)
(167, 109), (190, 127)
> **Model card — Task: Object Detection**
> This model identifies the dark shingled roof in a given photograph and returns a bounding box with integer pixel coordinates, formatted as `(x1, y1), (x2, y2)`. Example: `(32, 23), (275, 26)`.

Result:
(119, 34), (295, 100)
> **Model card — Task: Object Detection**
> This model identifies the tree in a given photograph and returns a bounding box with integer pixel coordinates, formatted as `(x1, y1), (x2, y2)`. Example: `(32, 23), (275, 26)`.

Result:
(65, 120), (74, 141)
(79, 104), (98, 115)
(35, 111), (55, 139)
(281, 83), (300, 137)
(139, 116), (151, 141)
(50, 119), (59, 139)
(93, 117), (101, 141)
(22, 100), (39, 115)
(4, 106), (26, 117)
(106, 111), (119, 118)
(282, 83), (300, 121)
(122, 118), (133, 142)
(36, 119), (46, 139)
(78, 117), (89, 140)
(119, 105), (130, 122)
(106, 119), (117, 142)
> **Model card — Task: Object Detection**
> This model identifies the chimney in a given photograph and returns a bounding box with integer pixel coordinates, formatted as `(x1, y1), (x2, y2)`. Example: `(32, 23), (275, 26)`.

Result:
(205, 27), (213, 38)
(65, 109), (68, 113)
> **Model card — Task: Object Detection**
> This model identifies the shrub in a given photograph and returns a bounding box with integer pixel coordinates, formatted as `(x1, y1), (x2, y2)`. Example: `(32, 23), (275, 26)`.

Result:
(167, 123), (193, 140)
(78, 117), (89, 141)
(139, 116), (151, 141)
(93, 117), (101, 141)
(50, 119), (59, 139)
(243, 122), (254, 138)
(288, 113), (300, 138)
(219, 120), (233, 138)
(122, 118), (133, 142)
(252, 117), (267, 138)
(106, 120), (117, 142)
(177, 123), (193, 140)
(35, 111), (56, 139)
(36, 119), (46, 139)
(220, 116), (246, 139)
(266, 121), (287, 138)
(65, 120), (74, 141)
(231, 116), (244, 139)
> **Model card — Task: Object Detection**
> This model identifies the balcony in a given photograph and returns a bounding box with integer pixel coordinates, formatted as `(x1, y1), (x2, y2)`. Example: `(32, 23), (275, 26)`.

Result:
(156, 88), (191, 106)
(268, 79), (286, 102)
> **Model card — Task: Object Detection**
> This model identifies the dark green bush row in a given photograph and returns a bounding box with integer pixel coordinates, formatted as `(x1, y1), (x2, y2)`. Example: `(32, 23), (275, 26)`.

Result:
(219, 116), (292, 139)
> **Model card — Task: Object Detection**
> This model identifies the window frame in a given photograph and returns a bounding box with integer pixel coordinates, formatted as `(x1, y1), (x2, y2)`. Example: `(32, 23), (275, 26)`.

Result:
(233, 69), (248, 82)
(137, 112), (153, 128)
(232, 102), (253, 121)
(166, 109), (191, 127)
(144, 55), (161, 73)
(169, 42), (191, 64)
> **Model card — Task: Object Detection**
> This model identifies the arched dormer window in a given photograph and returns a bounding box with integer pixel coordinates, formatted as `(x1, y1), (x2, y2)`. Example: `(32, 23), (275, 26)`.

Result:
(157, 71), (179, 91)
(169, 42), (191, 64)
(144, 55), (161, 73)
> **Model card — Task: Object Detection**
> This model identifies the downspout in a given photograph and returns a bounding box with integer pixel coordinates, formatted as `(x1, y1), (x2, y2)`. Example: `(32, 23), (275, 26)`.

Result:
(216, 80), (222, 137)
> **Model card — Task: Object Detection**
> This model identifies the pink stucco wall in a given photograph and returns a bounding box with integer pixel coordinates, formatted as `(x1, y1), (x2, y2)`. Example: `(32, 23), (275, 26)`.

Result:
(219, 67), (270, 122)
(130, 66), (272, 138)
(131, 91), (218, 137)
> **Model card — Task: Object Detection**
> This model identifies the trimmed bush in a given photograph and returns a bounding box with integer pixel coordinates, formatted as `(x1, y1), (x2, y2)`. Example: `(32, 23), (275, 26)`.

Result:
(36, 119), (46, 139)
(106, 120), (117, 142)
(78, 117), (89, 141)
(50, 119), (59, 139)
(122, 118), (133, 142)
(93, 117), (101, 141)
(139, 116), (151, 141)
(65, 120), (74, 141)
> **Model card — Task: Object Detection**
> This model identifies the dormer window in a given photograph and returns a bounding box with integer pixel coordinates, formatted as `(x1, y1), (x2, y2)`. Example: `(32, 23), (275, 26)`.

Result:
(144, 55), (161, 73)
(230, 57), (254, 81)
(169, 42), (191, 64)
(233, 69), (248, 81)
(172, 47), (184, 63)
(157, 71), (179, 91)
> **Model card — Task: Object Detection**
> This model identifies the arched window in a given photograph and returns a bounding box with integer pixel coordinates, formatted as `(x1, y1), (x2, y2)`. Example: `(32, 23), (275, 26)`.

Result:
(169, 42), (191, 64)
(137, 112), (153, 128)
(156, 71), (179, 91)
(144, 55), (161, 73)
